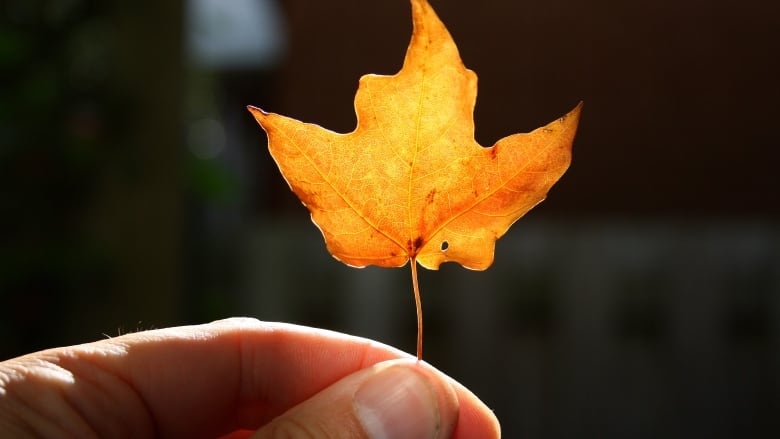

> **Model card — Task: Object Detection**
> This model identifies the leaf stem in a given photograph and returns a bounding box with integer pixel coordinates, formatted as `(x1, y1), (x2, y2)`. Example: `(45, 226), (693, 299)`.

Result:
(411, 257), (423, 361)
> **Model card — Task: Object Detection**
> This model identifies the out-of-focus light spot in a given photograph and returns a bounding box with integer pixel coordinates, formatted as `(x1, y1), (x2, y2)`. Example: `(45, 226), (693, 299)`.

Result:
(186, 0), (286, 69)
(188, 118), (226, 159)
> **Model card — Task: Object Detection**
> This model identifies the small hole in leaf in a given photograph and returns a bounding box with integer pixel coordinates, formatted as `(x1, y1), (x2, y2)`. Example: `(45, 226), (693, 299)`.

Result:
(441, 241), (449, 252)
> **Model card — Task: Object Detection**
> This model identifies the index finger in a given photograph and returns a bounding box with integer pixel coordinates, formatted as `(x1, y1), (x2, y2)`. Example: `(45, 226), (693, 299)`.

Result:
(34, 318), (500, 438)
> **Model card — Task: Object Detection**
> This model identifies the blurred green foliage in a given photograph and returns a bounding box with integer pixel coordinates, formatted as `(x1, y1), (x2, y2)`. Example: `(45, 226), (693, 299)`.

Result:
(0, 0), (191, 358)
(0, 1), (123, 357)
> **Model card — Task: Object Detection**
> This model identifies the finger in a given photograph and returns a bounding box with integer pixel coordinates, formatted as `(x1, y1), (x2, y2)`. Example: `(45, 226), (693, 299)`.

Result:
(51, 318), (406, 438)
(3, 318), (499, 438)
(251, 359), (458, 439)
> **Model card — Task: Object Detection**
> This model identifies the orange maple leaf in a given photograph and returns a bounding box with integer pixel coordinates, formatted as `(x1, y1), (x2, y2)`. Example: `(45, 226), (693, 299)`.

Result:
(248, 0), (581, 359)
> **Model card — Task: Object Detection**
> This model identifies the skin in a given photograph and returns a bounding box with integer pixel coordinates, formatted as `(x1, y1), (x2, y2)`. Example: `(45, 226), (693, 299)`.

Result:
(0, 318), (501, 438)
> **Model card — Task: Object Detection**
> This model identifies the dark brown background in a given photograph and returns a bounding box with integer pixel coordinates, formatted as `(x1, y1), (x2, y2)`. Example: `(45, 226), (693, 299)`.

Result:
(271, 0), (779, 218)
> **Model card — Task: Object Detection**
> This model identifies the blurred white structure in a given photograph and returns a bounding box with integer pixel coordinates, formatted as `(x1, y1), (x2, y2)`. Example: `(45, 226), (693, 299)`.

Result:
(186, 0), (286, 69)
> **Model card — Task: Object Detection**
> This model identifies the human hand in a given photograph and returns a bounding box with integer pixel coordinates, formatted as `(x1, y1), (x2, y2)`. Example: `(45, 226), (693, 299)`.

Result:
(0, 318), (500, 438)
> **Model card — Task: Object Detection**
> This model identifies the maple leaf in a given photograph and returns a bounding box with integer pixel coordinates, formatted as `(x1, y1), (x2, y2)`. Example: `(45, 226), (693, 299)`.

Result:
(248, 0), (580, 359)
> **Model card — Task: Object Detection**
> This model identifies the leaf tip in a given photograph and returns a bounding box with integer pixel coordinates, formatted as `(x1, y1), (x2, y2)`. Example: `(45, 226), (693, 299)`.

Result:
(565, 101), (584, 123)
(410, 0), (429, 11)
(246, 105), (269, 119)
(547, 101), (583, 135)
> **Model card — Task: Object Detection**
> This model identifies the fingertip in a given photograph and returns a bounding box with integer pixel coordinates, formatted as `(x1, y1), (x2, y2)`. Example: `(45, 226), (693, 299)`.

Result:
(446, 378), (502, 439)
(454, 399), (501, 439)
(367, 359), (501, 439)
(354, 360), (459, 439)
(410, 360), (500, 439)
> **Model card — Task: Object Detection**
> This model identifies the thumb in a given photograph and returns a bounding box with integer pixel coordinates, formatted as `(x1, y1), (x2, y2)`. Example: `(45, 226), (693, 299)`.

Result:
(250, 359), (459, 439)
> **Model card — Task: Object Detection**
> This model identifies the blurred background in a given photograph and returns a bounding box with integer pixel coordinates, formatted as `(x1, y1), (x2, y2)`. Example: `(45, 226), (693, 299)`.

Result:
(1, 0), (778, 437)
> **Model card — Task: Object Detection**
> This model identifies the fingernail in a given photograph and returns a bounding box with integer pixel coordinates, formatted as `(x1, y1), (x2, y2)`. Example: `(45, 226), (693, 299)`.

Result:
(354, 365), (440, 439)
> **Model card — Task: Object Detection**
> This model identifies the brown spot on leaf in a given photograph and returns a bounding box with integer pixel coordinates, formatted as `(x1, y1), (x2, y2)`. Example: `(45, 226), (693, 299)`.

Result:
(425, 189), (437, 204)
